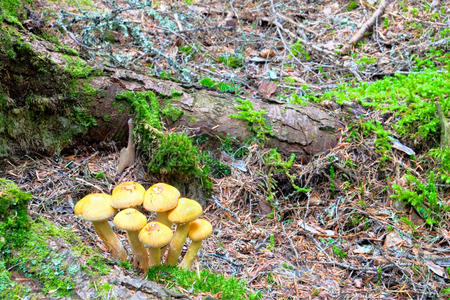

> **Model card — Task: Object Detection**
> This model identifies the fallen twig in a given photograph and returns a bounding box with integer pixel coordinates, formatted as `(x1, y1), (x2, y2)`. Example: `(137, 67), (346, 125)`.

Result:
(340, 0), (391, 54)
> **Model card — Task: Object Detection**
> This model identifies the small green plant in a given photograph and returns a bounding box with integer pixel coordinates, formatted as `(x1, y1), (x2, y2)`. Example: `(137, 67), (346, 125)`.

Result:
(230, 98), (273, 143)
(289, 40), (310, 60)
(199, 77), (241, 94)
(72, 107), (97, 128)
(263, 148), (310, 207)
(200, 77), (216, 88)
(347, 0), (358, 11)
(332, 245), (347, 259)
(147, 265), (261, 299)
(290, 92), (308, 106)
(217, 53), (245, 68)
(267, 234), (275, 252)
(391, 172), (449, 226)
(400, 216), (417, 232)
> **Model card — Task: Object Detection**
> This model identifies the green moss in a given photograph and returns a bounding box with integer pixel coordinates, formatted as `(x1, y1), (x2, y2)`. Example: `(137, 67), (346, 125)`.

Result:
(301, 68), (450, 147)
(0, 179), (32, 251)
(115, 91), (213, 190)
(0, 0), (32, 24)
(230, 98), (274, 144)
(0, 25), (100, 158)
(147, 265), (261, 299)
(55, 45), (79, 56)
(161, 106), (183, 122)
(61, 55), (94, 79)
(0, 180), (115, 297)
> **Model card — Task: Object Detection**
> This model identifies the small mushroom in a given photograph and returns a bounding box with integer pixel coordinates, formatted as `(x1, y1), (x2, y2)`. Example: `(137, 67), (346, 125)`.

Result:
(165, 198), (203, 265)
(113, 208), (149, 272)
(79, 193), (127, 261)
(138, 222), (173, 267)
(111, 181), (145, 209)
(143, 183), (180, 227)
(179, 219), (212, 270)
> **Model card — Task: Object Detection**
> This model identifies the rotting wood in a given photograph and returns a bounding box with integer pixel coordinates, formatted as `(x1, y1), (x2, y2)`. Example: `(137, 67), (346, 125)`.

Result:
(88, 73), (342, 161)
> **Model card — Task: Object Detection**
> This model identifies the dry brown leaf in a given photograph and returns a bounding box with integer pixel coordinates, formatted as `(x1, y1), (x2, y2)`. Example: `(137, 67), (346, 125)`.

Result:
(383, 231), (404, 248)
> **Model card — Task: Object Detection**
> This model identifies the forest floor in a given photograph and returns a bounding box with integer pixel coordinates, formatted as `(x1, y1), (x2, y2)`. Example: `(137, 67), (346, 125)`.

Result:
(1, 0), (449, 299)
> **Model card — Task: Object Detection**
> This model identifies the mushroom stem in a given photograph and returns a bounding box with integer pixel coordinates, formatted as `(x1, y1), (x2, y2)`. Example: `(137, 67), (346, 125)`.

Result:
(165, 223), (189, 265)
(127, 230), (149, 272)
(92, 221), (127, 261)
(156, 212), (171, 256)
(156, 212), (171, 228)
(148, 247), (162, 267)
(179, 240), (202, 270)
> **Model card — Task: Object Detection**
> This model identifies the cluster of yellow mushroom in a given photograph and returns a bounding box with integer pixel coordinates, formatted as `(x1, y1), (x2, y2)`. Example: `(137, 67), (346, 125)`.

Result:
(74, 182), (212, 272)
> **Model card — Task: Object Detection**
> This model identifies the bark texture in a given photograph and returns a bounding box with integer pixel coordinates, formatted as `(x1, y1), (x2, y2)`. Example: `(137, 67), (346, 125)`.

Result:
(0, 23), (342, 162)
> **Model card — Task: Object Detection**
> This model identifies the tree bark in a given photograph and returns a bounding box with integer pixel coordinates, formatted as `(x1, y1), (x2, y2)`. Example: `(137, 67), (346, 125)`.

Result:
(0, 23), (342, 162)
(88, 71), (342, 160)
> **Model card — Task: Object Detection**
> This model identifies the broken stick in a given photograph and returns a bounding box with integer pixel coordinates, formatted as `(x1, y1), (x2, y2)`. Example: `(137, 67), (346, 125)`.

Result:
(117, 119), (136, 174)
(340, 0), (391, 54)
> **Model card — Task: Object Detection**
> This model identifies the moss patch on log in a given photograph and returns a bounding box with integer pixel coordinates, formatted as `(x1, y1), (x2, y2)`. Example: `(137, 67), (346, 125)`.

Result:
(0, 14), (100, 158)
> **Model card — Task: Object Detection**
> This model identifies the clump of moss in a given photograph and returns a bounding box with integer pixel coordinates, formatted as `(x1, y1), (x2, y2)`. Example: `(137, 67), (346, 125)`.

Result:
(0, 178), (32, 251)
(115, 91), (213, 190)
(0, 179), (115, 297)
(0, 0), (32, 24)
(147, 265), (261, 299)
(0, 179), (31, 297)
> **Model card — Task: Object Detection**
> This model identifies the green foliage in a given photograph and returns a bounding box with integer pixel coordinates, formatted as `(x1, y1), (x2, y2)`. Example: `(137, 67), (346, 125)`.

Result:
(115, 91), (212, 190)
(347, 0), (358, 11)
(55, 45), (79, 56)
(201, 154), (231, 178)
(147, 265), (261, 299)
(429, 147), (450, 183)
(289, 92), (308, 106)
(220, 136), (249, 160)
(230, 98), (273, 143)
(332, 245), (347, 259)
(149, 133), (212, 190)
(217, 53), (245, 68)
(289, 40), (310, 60)
(200, 77), (215, 88)
(199, 77), (242, 94)
(310, 69), (450, 146)
(391, 172), (449, 226)
(361, 120), (392, 161)
(263, 148), (310, 207)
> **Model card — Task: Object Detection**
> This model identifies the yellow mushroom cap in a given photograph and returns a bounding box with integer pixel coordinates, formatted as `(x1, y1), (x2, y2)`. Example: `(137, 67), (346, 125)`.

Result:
(74, 194), (93, 216)
(81, 193), (116, 221)
(143, 183), (180, 212)
(188, 219), (212, 242)
(167, 198), (202, 224)
(113, 208), (147, 231)
(138, 222), (173, 248)
(111, 181), (145, 209)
